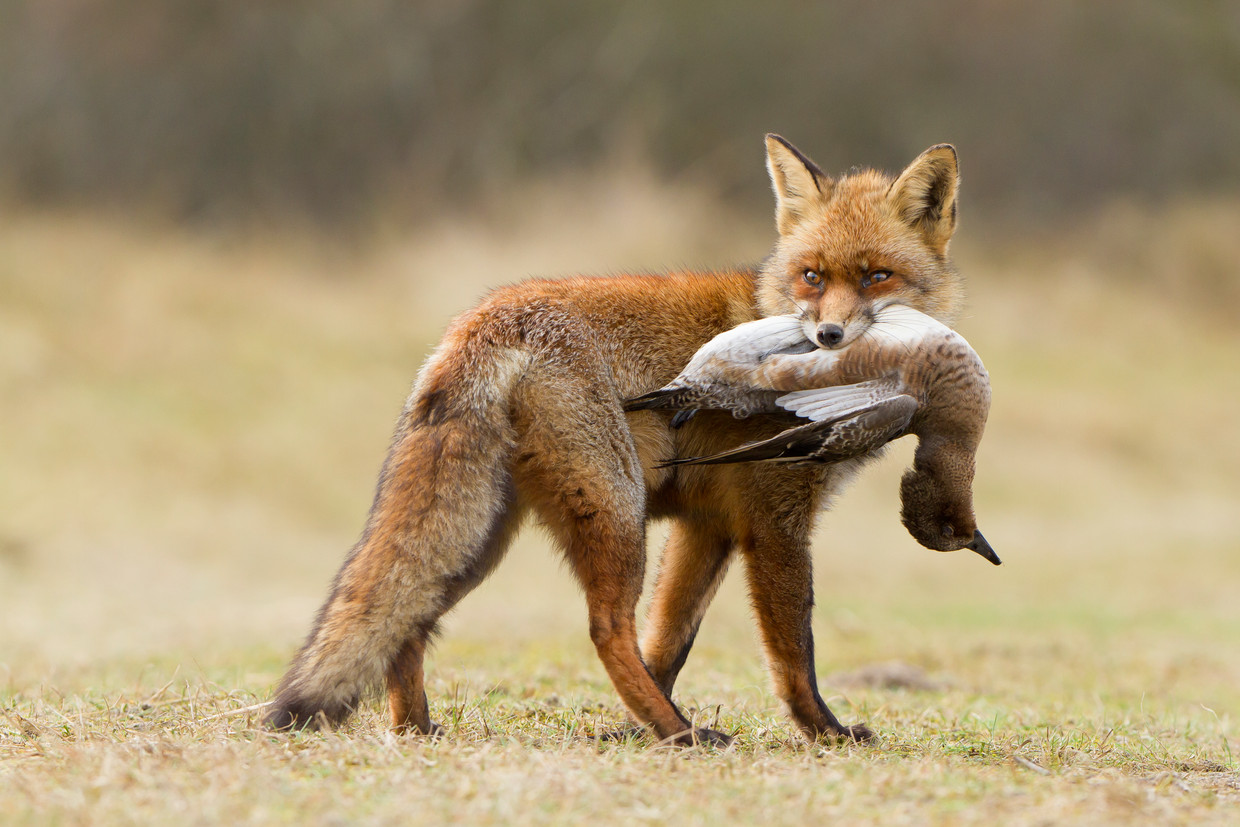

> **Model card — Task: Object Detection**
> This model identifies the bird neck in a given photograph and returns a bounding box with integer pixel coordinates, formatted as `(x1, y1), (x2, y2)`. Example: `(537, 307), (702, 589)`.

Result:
(912, 434), (976, 488)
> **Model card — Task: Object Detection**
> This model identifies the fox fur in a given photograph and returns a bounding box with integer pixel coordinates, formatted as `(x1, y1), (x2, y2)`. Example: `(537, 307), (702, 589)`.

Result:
(266, 135), (964, 745)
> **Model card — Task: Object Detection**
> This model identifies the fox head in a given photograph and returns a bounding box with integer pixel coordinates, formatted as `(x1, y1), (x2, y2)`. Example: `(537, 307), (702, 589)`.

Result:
(756, 135), (964, 348)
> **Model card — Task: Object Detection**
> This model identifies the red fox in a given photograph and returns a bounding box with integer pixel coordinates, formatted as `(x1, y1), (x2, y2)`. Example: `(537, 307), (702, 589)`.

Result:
(266, 135), (964, 746)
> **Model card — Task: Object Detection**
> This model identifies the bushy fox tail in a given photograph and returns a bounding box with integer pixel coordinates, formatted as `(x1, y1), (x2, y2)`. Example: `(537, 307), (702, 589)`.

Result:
(266, 331), (528, 730)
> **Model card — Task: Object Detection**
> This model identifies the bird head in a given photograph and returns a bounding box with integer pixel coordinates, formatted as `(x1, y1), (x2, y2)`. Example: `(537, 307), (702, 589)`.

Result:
(898, 439), (999, 565)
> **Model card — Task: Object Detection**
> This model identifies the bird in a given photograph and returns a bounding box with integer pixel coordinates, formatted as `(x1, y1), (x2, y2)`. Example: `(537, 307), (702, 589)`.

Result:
(624, 304), (999, 565)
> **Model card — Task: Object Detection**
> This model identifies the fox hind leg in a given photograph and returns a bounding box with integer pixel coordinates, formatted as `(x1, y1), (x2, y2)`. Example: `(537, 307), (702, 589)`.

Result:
(513, 379), (729, 746)
(385, 497), (523, 735)
(386, 633), (439, 735)
(558, 493), (729, 746)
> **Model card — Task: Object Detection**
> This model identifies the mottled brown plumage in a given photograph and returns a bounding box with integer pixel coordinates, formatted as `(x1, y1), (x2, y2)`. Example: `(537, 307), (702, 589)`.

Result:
(625, 304), (998, 564)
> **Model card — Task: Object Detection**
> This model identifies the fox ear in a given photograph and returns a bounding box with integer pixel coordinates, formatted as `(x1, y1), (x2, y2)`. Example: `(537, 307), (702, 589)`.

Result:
(889, 144), (959, 252)
(765, 134), (831, 235)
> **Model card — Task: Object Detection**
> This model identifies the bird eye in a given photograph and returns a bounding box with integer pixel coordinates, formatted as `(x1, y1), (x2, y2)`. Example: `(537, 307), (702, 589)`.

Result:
(861, 269), (891, 289)
(803, 270), (823, 287)
(940, 524), (954, 538)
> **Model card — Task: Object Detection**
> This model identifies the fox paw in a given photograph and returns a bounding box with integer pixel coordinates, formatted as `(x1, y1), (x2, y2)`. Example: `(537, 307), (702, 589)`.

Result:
(597, 725), (647, 743)
(393, 720), (444, 738)
(834, 723), (874, 743)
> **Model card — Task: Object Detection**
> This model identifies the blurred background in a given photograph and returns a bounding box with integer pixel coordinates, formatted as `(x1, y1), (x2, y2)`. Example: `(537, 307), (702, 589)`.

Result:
(0, 0), (1237, 710)
(3, 1), (1239, 226)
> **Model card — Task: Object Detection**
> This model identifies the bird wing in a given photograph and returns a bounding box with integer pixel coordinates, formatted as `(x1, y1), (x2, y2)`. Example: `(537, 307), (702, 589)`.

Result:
(623, 386), (689, 412)
(658, 393), (917, 467)
(623, 316), (811, 414)
(775, 377), (907, 421)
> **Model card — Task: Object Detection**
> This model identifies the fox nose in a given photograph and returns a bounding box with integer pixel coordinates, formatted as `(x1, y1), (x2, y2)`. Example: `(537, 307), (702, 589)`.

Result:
(816, 323), (845, 348)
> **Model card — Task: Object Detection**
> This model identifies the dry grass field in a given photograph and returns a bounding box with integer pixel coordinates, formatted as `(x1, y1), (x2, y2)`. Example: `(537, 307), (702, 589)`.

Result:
(1, 183), (1238, 824)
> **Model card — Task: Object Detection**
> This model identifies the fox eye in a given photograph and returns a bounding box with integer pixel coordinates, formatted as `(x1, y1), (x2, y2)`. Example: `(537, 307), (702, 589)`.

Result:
(860, 269), (892, 289)
(803, 270), (823, 287)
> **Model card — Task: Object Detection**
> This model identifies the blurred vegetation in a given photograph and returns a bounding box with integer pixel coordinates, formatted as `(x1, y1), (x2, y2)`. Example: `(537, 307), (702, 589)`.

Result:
(1, 0), (1238, 228)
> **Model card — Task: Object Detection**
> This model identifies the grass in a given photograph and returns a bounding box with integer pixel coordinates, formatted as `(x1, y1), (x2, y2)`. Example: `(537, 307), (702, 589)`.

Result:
(1, 190), (1238, 824)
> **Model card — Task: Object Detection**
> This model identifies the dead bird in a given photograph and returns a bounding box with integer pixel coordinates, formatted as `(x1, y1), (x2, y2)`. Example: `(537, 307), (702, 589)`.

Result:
(624, 304), (999, 564)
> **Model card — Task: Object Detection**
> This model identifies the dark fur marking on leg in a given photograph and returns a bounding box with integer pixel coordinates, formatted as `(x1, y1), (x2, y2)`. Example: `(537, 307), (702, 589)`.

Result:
(265, 692), (357, 731)
(658, 622), (701, 695)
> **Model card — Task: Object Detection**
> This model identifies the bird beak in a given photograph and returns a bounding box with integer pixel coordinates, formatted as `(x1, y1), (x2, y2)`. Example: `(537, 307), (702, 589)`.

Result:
(965, 530), (1001, 565)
